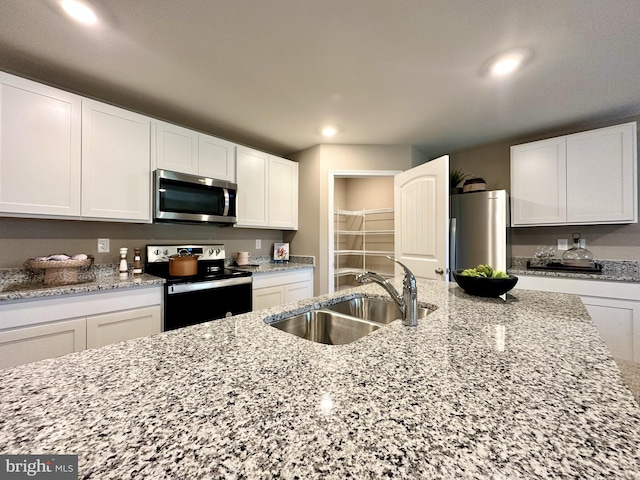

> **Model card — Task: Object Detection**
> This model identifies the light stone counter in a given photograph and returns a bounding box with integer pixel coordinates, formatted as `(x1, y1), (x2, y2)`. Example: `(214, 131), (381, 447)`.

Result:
(1, 279), (639, 478)
(0, 265), (164, 303)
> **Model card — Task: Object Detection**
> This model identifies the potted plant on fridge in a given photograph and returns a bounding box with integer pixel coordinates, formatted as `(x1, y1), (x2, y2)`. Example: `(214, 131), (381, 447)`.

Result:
(450, 168), (468, 194)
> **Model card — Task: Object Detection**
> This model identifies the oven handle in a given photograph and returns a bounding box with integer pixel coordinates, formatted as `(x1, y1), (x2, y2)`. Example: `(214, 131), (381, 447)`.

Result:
(167, 276), (252, 294)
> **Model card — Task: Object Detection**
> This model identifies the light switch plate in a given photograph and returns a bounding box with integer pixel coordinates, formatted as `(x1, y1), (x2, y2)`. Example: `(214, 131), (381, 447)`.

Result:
(256, 239), (261, 249)
(557, 239), (568, 251)
(97, 238), (110, 253)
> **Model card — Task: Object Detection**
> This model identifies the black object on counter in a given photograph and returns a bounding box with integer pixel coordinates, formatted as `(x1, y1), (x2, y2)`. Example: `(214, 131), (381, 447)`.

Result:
(526, 261), (603, 274)
(452, 270), (518, 297)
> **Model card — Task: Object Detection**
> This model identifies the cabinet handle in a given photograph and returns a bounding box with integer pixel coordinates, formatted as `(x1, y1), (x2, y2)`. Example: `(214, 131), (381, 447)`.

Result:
(435, 267), (444, 275)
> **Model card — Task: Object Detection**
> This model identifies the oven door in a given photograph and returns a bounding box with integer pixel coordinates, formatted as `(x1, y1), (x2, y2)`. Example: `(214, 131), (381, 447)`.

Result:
(154, 169), (237, 224)
(164, 276), (252, 331)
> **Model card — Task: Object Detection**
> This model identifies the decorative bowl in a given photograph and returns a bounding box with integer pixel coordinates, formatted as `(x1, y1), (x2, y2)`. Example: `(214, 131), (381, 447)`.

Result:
(452, 270), (518, 297)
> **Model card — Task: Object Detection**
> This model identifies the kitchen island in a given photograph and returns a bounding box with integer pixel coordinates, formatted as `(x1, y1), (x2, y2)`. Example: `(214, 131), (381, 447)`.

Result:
(1, 279), (639, 478)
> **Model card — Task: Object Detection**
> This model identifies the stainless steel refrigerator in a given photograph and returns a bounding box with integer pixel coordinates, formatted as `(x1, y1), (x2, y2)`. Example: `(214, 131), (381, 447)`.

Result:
(449, 190), (511, 276)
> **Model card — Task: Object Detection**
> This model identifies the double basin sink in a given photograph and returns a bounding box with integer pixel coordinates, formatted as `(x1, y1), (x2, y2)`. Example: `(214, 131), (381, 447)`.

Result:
(268, 296), (434, 345)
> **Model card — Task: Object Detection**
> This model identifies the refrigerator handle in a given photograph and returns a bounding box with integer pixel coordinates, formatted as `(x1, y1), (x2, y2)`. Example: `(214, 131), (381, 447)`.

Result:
(449, 217), (457, 279)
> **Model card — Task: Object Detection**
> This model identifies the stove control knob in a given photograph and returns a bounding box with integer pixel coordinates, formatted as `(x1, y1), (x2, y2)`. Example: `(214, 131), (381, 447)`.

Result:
(163, 249), (169, 256)
(153, 249), (161, 256)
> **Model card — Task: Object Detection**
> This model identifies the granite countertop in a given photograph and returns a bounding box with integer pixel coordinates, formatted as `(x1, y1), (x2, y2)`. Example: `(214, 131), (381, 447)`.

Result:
(0, 264), (164, 303)
(227, 254), (315, 275)
(509, 257), (640, 283)
(1, 280), (639, 478)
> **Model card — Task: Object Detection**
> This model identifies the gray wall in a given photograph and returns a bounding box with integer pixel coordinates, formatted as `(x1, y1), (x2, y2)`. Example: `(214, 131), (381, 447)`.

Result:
(449, 114), (640, 261)
(0, 217), (283, 268)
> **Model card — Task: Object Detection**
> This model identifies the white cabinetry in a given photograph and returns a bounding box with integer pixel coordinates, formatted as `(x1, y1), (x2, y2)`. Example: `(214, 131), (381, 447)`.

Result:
(0, 71), (82, 217)
(252, 269), (313, 310)
(0, 71), (153, 223)
(236, 146), (298, 230)
(153, 120), (236, 182)
(511, 122), (637, 226)
(514, 275), (640, 363)
(81, 99), (152, 222)
(86, 306), (161, 349)
(0, 286), (162, 369)
(0, 318), (86, 369)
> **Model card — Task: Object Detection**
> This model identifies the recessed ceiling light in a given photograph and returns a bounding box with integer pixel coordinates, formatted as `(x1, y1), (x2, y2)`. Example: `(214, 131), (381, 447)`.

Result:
(321, 126), (337, 138)
(484, 48), (532, 78)
(60, 0), (98, 25)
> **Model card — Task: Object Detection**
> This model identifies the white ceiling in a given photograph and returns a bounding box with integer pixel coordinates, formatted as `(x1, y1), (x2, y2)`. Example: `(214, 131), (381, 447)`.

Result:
(1, 0), (640, 159)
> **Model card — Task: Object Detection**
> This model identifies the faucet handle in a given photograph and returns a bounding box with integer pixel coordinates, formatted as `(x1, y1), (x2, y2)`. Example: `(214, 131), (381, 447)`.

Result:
(386, 256), (416, 282)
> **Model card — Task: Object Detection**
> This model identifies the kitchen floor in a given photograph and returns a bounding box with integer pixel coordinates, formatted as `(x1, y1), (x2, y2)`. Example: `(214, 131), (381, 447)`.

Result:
(615, 358), (640, 405)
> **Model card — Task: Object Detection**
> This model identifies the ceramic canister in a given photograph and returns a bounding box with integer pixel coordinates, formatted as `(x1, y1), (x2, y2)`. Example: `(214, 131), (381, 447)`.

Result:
(237, 251), (251, 265)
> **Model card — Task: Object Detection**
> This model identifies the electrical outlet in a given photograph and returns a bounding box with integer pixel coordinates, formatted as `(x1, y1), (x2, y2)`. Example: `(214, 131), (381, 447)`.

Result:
(579, 238), (586, 248)
(97, 238), (110, 253)
(557, 239), (568, 251)
(256, 239), (261, 249)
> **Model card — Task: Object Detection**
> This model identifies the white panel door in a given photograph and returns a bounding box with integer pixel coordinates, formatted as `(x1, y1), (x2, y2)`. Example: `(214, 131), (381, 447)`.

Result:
(0, 72), (81, 217)
(511, 137), (567, 226)
(567, 122), (637, 224)
(199, 134), (236, 182)
(394, 155), (449, 280)
(236, 146), (269, 227)
(81, 99), (152, 222)
(154, 120), (199, 174)
(268, 156), (298, 230)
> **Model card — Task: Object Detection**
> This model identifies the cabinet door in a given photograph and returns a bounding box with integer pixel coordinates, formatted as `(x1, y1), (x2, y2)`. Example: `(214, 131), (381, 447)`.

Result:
(236, 146), (269, 227)
(0, 318), (86, 370)
(511, 138), (567, 226)
(285, 281), (313, 304)
(253, 286), (285, 311)
(86, 306), (161, 349)
(199, 134), (236, 182)
(81, 99), (152, 222)
(582, 296), (640, 363)
(567, 122), (637, 224)
(268, 156), (298, 230)
(0, 72), (81, 217)
(154, 120), (198, 174)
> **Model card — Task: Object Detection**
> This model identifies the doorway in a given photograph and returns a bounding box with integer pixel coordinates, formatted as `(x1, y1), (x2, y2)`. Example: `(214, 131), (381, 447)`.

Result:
(328, 170), (401, 293)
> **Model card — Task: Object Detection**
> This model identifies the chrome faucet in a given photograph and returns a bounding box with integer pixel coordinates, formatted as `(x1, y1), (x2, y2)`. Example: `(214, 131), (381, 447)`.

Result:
(355, 256), (418, 327)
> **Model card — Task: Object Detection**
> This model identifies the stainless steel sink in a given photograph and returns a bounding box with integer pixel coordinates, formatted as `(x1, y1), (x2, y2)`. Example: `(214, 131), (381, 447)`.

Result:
(269, 310), (382, 345)
(323, 297), (433, 324)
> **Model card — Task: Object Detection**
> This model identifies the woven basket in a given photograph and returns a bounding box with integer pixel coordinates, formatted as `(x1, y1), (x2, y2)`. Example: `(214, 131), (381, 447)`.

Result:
(26, 257), (93, 286)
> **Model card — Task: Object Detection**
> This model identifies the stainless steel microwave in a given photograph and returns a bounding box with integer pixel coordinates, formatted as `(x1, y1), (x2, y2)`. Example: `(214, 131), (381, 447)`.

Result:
(154, 169), (237, 225)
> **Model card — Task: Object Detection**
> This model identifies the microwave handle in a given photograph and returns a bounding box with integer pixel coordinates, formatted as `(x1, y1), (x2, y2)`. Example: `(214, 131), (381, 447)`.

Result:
(223, 188), (230, 216)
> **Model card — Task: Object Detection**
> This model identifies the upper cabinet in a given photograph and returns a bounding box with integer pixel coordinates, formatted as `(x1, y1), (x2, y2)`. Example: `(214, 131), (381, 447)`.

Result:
(0, 72), (152, 223)
(0, 72), (82, 217)
(511, 122), (637, 226)
(81, 99), (152, 222)
(153, 120), (236, 182)
(236, 146), (298, 230)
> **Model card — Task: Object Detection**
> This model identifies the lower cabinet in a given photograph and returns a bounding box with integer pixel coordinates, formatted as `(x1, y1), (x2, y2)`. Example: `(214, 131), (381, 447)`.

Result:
(0, 318), (86, 369)
(0, 286), (162, 369)
(515, 275), (640, 362)
(252, 269), (314, 311)
(86, 306), (161, 349)
(580, 296), (640, 362)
